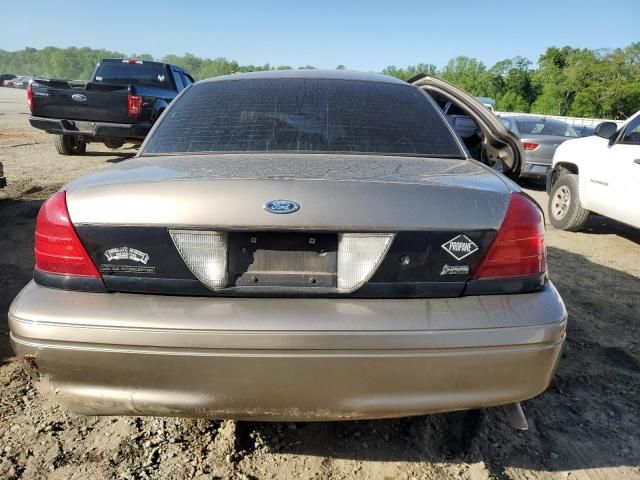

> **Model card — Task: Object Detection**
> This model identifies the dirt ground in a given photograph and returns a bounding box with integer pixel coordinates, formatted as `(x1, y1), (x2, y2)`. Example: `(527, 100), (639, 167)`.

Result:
(1, 86), (638, 480)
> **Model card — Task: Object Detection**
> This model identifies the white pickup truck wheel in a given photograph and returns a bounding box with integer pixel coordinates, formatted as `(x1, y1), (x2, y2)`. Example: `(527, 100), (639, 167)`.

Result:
(548, 174), (590, 231)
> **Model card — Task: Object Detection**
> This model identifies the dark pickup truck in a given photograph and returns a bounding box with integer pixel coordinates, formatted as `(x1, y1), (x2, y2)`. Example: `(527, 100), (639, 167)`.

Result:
(28, 59), (194, 155)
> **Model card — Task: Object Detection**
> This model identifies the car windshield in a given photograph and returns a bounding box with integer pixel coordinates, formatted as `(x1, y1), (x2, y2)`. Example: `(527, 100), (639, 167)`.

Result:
(143, 78), (464, 157)
(515, 118), (578, 137)
(94, 62), (170, 88)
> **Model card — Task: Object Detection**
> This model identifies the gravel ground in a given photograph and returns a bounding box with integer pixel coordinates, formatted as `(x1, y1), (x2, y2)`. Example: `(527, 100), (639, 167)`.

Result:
(1, 86), (639, 480)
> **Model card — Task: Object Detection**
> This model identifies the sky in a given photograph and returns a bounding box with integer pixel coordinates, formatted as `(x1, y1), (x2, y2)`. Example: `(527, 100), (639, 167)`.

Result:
(1, 0), (638, 71)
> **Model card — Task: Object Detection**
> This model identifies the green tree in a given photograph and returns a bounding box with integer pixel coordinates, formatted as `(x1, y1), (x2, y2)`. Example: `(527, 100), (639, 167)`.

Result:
(441, 56), (494, 96)
(1, 44), (639, 119)
(491, 56), (537, 112)
(381, 63), (437, 80)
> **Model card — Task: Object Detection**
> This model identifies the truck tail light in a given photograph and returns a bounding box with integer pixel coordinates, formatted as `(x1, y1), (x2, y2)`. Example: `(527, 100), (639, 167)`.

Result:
(472, 193), (546, 280)
(522, 142), (539, 151)
(35, 192), (100, 278)
(26, 81), (33, 112)
(128, 94), (142, 117)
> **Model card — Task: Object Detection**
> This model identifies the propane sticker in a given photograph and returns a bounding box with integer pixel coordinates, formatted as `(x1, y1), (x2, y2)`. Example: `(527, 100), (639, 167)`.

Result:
(441, 235), (479, 261)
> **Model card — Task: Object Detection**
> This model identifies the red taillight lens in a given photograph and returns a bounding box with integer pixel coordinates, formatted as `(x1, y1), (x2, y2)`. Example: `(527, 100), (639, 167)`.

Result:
(472, 193), (546, 280)
(128, 94), (142, 117)
(522, 142), (539, 151)
(26, 81), (33, 112)
(35, 192), (100, 278)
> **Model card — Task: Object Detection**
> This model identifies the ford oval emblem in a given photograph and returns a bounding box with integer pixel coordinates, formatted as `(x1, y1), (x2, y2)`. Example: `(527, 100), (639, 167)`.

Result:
(71, 93), (87, 102)
(264, 199), (300, 214)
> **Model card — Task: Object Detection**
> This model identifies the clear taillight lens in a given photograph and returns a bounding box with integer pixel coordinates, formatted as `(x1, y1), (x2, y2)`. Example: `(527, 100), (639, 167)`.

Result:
(337, 233), (394, 292)
(170, 230), (228, 290)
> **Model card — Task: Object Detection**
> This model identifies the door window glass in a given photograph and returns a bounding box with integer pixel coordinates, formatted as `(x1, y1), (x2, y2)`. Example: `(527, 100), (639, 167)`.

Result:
(173, 69), (184, 90)
(181, 72), (194, 86)
(621, 116), (640, 145)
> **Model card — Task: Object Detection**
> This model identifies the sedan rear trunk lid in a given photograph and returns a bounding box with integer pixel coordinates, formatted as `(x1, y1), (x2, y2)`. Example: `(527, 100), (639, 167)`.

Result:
(65, 153), (513, 231)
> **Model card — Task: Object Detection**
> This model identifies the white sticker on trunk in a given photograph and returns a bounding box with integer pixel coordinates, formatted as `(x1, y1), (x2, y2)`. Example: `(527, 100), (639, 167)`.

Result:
(441, 235), (479, 261)
(440, 264), (470, 276)
(104, 247), (150, 265)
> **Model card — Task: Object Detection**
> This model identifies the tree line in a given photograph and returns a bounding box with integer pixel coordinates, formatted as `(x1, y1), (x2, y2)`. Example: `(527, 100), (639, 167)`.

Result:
(1, 44), (638, 119)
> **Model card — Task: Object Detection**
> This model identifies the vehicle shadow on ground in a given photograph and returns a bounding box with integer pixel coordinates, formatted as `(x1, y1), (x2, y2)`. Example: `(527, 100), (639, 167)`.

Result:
(228, 246), (640, 474)
(519, 178), (546, 191)
(84, 151), (136, 163)
(0, 198), (41, 365)
(579, 214), (640, 245)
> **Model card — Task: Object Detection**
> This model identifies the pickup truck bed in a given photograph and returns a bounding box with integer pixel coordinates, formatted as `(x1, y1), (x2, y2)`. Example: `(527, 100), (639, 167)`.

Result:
(28, 59), (193, 155)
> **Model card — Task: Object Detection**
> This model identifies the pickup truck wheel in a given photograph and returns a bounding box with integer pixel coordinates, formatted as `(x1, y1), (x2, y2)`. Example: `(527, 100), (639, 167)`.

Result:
(54, 134), (87, 155)
(548, 174), (589, 231)
(104, 138), (124, 149)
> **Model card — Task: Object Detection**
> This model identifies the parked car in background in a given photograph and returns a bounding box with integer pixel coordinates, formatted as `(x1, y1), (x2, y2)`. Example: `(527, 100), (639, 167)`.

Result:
(547, 112), (640, 231)
(475, 96), (496, 112)
(1, 74), (17, 86)
(10, 70), (565, 426)
(27, 59), (193, 155)
(574, 125), (595, 137)
(12, 76), (33, 89)
(500, 115), (578, 181)
(7, 76), (23, 88)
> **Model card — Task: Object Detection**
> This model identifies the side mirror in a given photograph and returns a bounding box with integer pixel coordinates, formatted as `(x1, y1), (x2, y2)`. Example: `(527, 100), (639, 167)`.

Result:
(594, 122), (618, 140)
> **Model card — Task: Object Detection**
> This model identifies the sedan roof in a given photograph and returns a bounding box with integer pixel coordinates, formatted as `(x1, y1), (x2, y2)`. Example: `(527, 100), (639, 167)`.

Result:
(200, 69), (408, 85)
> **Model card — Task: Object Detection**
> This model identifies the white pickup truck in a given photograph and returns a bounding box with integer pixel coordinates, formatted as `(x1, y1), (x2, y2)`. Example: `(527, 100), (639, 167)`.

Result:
(546, 111), (640, 231)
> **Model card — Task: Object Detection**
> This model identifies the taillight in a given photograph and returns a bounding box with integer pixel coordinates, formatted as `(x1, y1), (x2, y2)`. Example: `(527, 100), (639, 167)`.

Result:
(128, 94), (142, 117)
(26, 81), (33, 112)
(522, 142), (539, 151)
(337, 233), (394, 292)
(472, 193), (546, 280)
(35, 192), (100, 278)
(170, 231), (228, 290)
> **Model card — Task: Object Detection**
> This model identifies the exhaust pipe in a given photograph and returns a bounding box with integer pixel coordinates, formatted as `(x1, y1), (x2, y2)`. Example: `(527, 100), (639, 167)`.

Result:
(502, 402), (528, 431)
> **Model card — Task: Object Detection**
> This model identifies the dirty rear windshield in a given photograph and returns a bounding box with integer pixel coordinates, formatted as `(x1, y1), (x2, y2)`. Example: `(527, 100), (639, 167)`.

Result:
(143, 78), (464, 157)
(93, 63), (170, 88)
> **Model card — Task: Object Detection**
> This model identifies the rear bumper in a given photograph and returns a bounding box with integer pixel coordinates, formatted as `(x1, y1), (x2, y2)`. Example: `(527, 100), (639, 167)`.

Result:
(520, 160), (552, 180)
(10, 281), (567, 420)
(29, 116), (150, 141)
